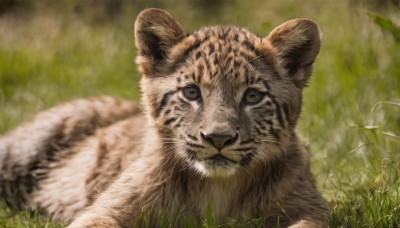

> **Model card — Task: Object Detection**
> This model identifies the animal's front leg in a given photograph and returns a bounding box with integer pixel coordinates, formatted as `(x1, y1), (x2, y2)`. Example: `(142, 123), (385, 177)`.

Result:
(68, 213), (122, 228)
(67, 156), (160, 228)
(66, 195), (137, 228)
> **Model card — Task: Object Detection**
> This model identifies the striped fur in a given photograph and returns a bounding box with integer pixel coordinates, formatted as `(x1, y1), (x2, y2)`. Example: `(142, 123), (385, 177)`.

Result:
(1, 8), (328, 227)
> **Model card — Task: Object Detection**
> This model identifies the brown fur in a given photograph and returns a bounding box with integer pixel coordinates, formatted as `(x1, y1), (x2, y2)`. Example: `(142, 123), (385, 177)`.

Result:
(0, 8), (328, 227)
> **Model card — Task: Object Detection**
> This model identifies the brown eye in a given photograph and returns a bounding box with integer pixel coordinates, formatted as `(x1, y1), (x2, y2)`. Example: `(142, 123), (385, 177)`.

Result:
(182, 85), (201, 100)
(244, 89), (264, 104)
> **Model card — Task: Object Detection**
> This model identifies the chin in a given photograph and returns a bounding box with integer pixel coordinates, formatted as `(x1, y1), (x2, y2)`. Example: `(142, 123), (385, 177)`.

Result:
(194, 161), (238, 178)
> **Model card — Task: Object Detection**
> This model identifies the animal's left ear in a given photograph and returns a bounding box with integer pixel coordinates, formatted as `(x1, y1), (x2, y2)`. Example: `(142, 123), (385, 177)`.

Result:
(266, 19), (321, 88)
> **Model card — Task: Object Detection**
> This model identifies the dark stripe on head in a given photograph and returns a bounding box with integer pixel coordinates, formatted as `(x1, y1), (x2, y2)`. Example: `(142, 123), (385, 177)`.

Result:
(242, 40), (270, 65)
(155, 90), (177, 117)
(240, 139), (254, 145)
(173, 117), (183, 128)
(263, 91), (284, 128)
(262, 80), (270, 90)
(186, 149), (197, 161)
(239, 52), (270, 71)
(173, 35), (211, 65)
(197, 64), (204, 83)
(272, 100), (284, 128)
(219, 27), (230, 40)
(240, 152), (255, 166)
(164, 118), (177, 126)
(242, 40), (256, 53)
(187, 134), (198, 141)
(265, 119), (273, 125)
(187, 142), (205, 149)
(255, 126), (263, 135)
(249, 75), (256, 84)
(234, 34), (239, 42)
(195, 51), (202, 60)
(233, 147), (253, 152)
(183, 39), (202, 57)
(205, 60), (211, 73)
(208, 43), (215, 55)
(264, 91), (275, 100)
(239, 51), (255, 65)
(252, 106), (267, 111)
(282, 103), (290, 123)
(269, 127), (280, 140)
(227, 46), (232, 53)
(255, 120), (265, 127)
(213, 58), (219, 65)
(234, 60), (240, 68)
(244, 67), (249, 84)
(183, 36), (210, 57)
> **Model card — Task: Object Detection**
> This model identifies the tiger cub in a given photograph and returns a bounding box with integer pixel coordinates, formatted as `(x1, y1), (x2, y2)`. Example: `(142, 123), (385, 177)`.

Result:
(0, 8), (328, 227)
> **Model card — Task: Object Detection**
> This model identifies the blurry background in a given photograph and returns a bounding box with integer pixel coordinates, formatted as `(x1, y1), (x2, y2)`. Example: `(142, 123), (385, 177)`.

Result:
(0, 0), (399, 227)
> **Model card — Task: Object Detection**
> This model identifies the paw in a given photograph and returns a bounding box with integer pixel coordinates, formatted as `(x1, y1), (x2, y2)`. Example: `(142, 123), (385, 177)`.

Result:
(67, 214), (121, 228)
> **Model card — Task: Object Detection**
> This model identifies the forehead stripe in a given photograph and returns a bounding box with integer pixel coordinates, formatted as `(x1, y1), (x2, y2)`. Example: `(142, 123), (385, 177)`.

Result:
(262, 80), (270, 89)
(176, 36), (211, 64)
(183, 40), (202, 58)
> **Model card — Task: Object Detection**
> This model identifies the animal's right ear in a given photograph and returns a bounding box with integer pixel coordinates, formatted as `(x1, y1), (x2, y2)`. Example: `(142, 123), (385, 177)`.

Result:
(135, 8), (185, 76)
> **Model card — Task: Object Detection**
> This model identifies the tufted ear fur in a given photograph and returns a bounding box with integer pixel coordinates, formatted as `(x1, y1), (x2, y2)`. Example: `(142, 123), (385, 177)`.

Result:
(134, 8), (186, 76)
(267, 19), (321, 88)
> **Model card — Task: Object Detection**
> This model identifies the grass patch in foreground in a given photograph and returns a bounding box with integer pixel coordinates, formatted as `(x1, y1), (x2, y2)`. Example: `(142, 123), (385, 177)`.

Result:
(0, 201), (63, 228)
(134, 207), (266, 227)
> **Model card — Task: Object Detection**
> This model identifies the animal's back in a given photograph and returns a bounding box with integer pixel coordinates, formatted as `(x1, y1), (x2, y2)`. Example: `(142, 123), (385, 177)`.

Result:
(0, 95), (142, 221)
(33, 113), (146, 222)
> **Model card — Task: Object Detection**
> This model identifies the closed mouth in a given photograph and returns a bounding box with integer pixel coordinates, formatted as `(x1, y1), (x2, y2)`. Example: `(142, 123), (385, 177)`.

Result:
(204, 154), (237, 164)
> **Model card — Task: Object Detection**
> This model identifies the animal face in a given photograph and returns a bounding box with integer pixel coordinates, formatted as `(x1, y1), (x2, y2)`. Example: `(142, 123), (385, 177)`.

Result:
(135, 9), (320, 177)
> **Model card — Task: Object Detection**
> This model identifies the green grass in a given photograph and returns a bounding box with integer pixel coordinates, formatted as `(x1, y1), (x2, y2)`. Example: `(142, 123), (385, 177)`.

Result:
(1, 0), (399, 227)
